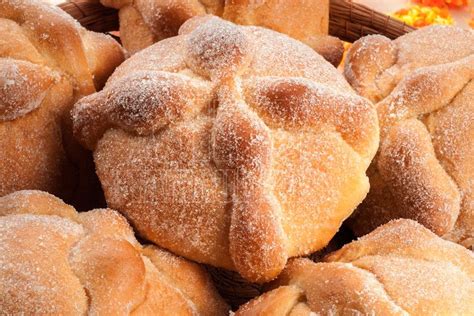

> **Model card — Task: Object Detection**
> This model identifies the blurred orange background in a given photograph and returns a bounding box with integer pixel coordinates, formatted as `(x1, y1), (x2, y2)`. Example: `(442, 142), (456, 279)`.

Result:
(358, 0), (472, 28)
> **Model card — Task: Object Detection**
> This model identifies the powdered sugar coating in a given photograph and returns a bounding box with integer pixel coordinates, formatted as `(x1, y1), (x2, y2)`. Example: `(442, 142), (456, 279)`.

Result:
(0, 0), (119, 96)
(345, 26), (474, 103)
(0, 0), (124, 205)
(72, 16), (379, 283)
(345, 26), (474, 248)
(237, 220), (474, 315)
(0, 213), (87, 314)
(102, 0), (343, 67)
(0, 60), (59, 121)
(0, 190), (228, 314)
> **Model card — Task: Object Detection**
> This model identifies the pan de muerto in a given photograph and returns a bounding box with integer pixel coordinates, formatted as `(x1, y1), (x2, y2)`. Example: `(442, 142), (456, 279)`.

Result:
(0, 0), (124, 207)
(0, 190), (228, 315)
(72, 16), (379, 282)
(237, 219), (474, 315)
(345, 26), (474, 249)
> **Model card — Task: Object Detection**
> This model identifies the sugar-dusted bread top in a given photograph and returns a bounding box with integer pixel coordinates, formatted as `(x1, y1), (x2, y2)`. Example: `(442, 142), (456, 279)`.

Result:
(0, 0), (124, 122)
(100, 0), (342, 65)
(236, 219), (474, 315)
(0, 190), (228, 315)
(345, 25), (474, 103)
(72, 16), (379, 283)
(344, 26), (474, 248)
(0, 0), (124, 205)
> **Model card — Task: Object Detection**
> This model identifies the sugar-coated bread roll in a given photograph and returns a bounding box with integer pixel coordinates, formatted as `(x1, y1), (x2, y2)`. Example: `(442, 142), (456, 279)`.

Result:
(0, 0), (124, 208)
(344, 26), (474, 249)
(72, 16), (379, 283)
(237, 219), (474, 315)
(0, 190), (229, 315)
(100, 0), (343, 65)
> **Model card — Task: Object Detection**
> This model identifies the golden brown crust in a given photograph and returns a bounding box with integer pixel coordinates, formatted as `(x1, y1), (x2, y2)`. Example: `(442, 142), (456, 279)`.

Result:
(345, 26), (474, 248)
(0, 0), (124, 203)
(235, 285), (304, 316)
(223, 0), (328, 35)
(0, 190), (78, 220)
(0, 190), (228, 315)
(326, 220), (474, 276)
(117, 5), (155, 55)
(222, 0), (342, 66)
(242, 77), (378, 162)
(238, 220), (474, 315)
(82, 31), (126, 90)
(142, 245), (230, 315)
(377, 119), (461, 236)
(0, 0), (123, 95)
(0, 59), (56, 121)
(345, 26), (474, 103)
(0, 75), (76, 198)
(344, 35), (398, 103)
(101, 0), (343, 65)
(305, 35), (344, 68)
(105, 0), (208, 55)
(73, 70), (213, 150)
(72, 16), (379, 282)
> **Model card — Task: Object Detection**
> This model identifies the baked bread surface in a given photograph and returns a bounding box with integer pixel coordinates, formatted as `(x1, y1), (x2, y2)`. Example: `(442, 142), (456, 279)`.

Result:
(344, 26), (474, 248)
(0, 190), (228, 315)
(73, 16), (379, 282)
(100, 0), (343, 65)
(0, 0), (124, 203)
(236, 219), (474, 315)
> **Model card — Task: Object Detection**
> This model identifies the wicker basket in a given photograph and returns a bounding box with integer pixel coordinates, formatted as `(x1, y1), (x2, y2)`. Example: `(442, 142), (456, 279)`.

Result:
(329, 0), (415, 42)
(59, 0), (118, 33)
(205, 266), (264, 310)
(56, 0), (413, 309)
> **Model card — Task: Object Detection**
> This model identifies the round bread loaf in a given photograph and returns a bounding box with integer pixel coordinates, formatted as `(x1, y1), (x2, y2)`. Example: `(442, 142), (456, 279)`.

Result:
(344, 26), (474, 249)
(72, 16), (379, 283)
(0, 190), (229, 315)
(0, 0), (124, 208)
(236, 219), (474, 315)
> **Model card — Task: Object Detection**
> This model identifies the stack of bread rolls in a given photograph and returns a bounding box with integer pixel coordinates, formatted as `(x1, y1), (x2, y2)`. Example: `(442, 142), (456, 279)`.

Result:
(1, 0), (473, 314)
